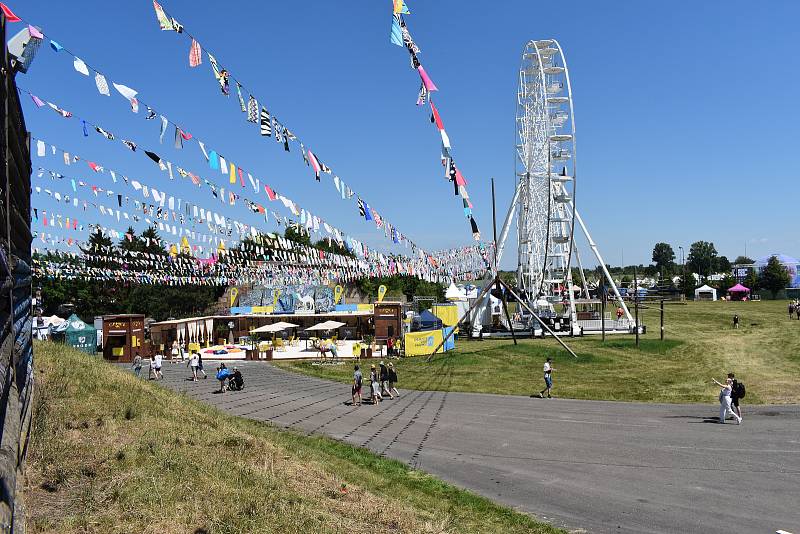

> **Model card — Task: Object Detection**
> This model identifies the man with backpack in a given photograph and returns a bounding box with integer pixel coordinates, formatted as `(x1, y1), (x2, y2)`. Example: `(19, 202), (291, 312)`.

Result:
(728, 372), (745, 420)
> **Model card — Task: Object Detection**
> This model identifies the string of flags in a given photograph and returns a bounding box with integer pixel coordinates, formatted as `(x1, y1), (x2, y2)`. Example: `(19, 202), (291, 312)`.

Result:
(388, 1), (481, 241)
(7, 2), (426, 255)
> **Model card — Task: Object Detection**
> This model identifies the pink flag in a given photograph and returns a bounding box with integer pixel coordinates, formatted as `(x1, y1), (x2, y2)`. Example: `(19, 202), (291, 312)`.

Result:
(0, 3), (21, 23)
(264, 185), (277, 201)
(30, 94), (45, 108)
(430, 100), (444, 130)
(189, 39), (202, 68)
(417, 65), (438, 92)
(28, 25), (43, 39)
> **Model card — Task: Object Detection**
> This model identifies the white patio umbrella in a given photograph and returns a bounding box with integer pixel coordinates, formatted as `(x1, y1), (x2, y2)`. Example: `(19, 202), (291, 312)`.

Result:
(305, 320), (346, 331)
(271, 321), (300, 329)
(251, 323), (290, 334)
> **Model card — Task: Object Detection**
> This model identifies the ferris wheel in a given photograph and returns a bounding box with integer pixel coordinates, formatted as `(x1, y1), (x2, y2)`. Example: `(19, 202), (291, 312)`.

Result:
(515, 39), (576, 306)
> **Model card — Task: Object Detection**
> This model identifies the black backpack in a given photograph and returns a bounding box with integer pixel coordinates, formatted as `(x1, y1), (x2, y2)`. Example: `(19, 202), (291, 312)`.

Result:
(734, 381), (746, 399)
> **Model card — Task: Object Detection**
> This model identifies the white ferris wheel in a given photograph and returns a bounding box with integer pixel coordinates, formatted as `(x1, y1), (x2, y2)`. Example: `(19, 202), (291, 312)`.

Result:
(490, 39), (633, 332)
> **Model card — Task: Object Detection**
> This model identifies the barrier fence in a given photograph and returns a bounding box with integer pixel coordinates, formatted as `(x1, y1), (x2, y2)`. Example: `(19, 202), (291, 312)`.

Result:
(0, 13), (34, 533)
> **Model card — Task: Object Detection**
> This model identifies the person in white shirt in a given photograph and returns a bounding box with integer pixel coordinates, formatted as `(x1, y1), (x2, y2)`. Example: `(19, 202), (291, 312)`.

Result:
(712, 376), (741, 424)
(152, 352), (163, 380)
(188, 352), (200, 381)
(538, 357), (555, 398)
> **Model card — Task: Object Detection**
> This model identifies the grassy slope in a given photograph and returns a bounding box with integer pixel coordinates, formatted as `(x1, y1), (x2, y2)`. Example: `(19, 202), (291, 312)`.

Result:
(276, 300), (800, 404)
(26, 342), (562, 534)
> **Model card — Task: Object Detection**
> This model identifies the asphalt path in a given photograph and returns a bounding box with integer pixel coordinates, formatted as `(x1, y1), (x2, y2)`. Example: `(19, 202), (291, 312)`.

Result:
(152, 361), (800, 534)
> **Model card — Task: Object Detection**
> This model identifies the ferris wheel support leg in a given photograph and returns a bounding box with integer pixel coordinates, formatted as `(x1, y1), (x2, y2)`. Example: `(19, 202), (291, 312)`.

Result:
(572, 206), (633, 323)
(494, 179), (523, 270)
(573, 243), (591, 300)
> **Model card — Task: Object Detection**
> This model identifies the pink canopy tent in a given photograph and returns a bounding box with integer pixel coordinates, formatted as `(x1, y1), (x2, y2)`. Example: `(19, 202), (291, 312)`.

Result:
(728, 283), (750, 301)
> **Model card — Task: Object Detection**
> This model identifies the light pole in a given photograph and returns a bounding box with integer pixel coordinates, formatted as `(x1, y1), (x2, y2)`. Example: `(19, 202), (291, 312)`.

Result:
(678, 246), (686, 300)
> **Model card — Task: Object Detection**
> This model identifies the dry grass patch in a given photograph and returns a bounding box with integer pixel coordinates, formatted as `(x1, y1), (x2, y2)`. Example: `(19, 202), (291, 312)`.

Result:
(26, 341), (561, 534)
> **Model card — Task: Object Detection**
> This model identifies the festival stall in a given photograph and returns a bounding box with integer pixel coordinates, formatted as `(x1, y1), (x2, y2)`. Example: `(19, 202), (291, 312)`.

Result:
(52, 314), (97, 354)
(694, 284), (717, 301)
(727, 283), (750, 301)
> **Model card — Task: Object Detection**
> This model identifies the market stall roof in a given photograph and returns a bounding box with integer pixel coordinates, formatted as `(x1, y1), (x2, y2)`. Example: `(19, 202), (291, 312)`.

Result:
(445, 282), (467, 301)
(305, 320), (346, 331)
(728, 283), (750, 293)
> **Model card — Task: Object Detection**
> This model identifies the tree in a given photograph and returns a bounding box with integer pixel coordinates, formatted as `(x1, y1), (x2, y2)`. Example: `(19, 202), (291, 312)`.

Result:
(715, 256), (731, 274)
(687, 241), (718, 282)
(734, 256), (754, 265)
(679, 271), (697, 298)
(716, 274), (736, 293)
(284, 226), (311, 246)
(759, 256), (790, 299)
(743, 269), (759, 292)
(651, 242), (676, 277)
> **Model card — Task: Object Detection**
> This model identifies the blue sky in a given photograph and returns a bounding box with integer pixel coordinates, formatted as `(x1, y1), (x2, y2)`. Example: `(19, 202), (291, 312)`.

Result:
(17, 0), (800, 268)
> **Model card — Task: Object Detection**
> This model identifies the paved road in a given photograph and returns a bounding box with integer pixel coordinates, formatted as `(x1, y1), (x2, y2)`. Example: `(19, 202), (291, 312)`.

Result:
(155, 362), (800, 534)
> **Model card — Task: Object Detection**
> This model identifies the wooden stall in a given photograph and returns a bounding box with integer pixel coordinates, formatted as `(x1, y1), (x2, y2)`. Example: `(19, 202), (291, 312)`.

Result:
(102, 314), (145, 363)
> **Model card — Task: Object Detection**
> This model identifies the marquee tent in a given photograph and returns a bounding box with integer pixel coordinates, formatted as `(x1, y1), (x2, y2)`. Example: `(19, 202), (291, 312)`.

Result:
(60, 314), (97, 353)
(728, 283), (750, 301)
(413, 310), (443, 331)
(694, 284), (717, 301)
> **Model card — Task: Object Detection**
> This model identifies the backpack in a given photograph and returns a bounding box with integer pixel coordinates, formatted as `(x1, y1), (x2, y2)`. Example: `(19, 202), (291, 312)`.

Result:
(733, 381), (746, 399)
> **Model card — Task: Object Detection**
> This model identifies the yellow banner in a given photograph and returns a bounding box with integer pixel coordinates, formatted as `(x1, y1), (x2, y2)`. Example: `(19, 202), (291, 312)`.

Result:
(404, 330), (444, 356)
(230, 287), (239, 307)
(252, 306), (274, 314)
(273, 290), (281, 307)
(377, 285), (387, 302)
(334, 285), (344, 304)
(357, 304), (374, 312)
(432, 304), (459, 327)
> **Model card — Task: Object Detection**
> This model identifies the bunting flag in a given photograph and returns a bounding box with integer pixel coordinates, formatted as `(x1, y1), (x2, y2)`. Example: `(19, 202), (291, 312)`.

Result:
(188, 39), (202, 67)
(246, 95), (258, 123)
(0, 2), (21, 23)
(259, 108), (271, 136)
(152, 1), (174, 31)
(22, 13), (428, 256)
(308, 150), (321, 181)
(94, 73), (110, 96)
(73, 57), (90, 76)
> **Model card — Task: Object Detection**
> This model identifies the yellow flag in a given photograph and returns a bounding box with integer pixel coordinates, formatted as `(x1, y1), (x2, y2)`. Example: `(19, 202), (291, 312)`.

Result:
(230, 287), (239, 307)
(229, 162), (236, 184)
(334, 285), (344, 304)
(273, 290), (281, 307)
(377, 285), (387, 302)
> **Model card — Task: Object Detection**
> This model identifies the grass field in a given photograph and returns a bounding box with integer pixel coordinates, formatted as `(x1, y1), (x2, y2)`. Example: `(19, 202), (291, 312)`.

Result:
(276, 300), (800, 404)
(26, 341), (562, 534)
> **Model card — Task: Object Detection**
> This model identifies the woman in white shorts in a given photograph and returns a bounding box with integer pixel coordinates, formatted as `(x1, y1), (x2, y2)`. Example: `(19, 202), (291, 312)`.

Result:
(712, 376), (741, 424)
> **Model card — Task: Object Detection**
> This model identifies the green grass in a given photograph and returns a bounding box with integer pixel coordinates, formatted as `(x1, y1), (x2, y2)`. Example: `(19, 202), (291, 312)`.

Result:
(26, 341), (563, 534)
(275, 300), (800, 404)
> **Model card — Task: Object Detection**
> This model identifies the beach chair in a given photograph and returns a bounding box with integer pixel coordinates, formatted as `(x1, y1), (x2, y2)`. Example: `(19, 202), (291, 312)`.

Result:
(273, 338), (285, 352)
(287, 334), (296, 346)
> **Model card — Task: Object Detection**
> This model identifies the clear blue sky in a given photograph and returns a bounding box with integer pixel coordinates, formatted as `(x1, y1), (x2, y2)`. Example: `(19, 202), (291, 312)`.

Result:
(17, 0), (800, 268)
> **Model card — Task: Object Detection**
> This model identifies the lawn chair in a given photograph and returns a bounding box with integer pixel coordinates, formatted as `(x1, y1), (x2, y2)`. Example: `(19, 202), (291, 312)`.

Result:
(273, 338), (285, 352)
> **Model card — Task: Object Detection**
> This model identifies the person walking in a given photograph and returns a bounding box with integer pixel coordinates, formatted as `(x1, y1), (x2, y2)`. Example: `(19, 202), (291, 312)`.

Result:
(131, 352), (143, 378)
(732, 314), (740, 329)
(352, 365), (363, 407)
(188, 352), (200, 381)
(369, 364), (382, 405)
(712, 376), (742, 424)
(379, 361), (394, 399)
(387, 362), (400, 398)
(728, 372), (745, 420)
(789, 302), (795, 320)
(171, 340), (179, 362)
(538, 357), (555, 398)
(196, 352), (208, 379)
(152, 351), (164, 380)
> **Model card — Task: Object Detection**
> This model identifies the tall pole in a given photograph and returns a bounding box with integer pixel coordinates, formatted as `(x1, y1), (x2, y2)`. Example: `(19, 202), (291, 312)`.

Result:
(634, 266), (640, 348)
(601, 286), (606, 342)
(660, 299), (664, 341)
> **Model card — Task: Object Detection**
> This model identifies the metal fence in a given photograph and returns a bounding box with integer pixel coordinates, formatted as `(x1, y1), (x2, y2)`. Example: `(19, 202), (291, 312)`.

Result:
(0, 13), (34, 534)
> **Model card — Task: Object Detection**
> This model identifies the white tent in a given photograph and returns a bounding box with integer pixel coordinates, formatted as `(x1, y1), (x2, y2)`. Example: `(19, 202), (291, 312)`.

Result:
(445, 282), (467, 301)
(694, 284), (718, 301)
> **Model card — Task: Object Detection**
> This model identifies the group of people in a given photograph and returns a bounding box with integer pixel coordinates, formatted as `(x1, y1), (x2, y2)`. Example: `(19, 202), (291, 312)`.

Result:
(789, 300), (800, 320)
(215, 362), (244, 393)
(130, 348), (209, 382)
(351, 361), (399, 406)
